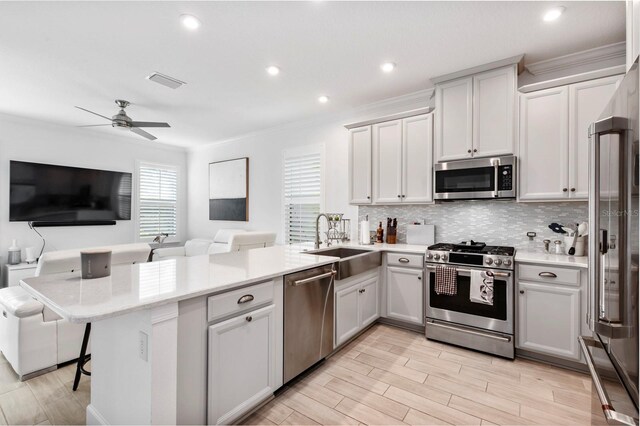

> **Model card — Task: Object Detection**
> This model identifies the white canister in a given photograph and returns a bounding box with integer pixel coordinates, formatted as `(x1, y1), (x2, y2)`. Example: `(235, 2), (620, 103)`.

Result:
(564, 235), (586, 256)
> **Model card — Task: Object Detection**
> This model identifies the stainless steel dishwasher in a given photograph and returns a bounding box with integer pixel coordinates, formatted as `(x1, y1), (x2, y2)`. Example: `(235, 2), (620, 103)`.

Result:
(283, 263), (337, 383)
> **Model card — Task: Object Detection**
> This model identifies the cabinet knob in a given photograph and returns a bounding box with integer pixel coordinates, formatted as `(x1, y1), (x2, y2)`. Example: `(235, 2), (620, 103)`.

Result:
(398, 195), (401, 198)
(467, 149), (472, 153)
(473, 149), (477, 153)
(245, 316), (253, 322)
(519, 290), (524, 294)
(563, 188), (568, 192)
(570, 188), (576, 192)
(417, 276), (422, 280)
(367, 196), (371, 199)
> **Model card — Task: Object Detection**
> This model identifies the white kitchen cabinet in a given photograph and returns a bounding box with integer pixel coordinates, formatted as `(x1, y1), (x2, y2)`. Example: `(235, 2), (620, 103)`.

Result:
(435, 65), (516, 162)
(519, 75), (622, 201)
(386, 266), (424, 325)
(569, 75), (622, 198)
(517, 281), (581, 361)
(208, 304), (276, 425)
(3, 263), (37, 287)
(335, 272), (379, 347)
(472, 66), (516, 158)
(372, 120), (403, 203)
(519, 86), (569, 201)
(435, 77), (473, 161)
(370, 113), (433, 205)
(349, 126), (372, 204)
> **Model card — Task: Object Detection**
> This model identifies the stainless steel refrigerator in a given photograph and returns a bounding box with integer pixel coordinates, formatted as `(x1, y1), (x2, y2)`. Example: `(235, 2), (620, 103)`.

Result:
(580, 59), (640, 425)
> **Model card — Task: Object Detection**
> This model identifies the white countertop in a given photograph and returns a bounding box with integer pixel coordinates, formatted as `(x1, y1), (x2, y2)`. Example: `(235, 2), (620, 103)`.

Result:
(300, 241), (429, 254)
(20, 246), (338, 324)
(515, 251), (589, 269)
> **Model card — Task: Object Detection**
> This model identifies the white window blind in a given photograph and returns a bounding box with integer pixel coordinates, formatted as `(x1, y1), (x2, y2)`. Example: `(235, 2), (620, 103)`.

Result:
(283, 149), (322, 244)
(138, 164), (178, 239)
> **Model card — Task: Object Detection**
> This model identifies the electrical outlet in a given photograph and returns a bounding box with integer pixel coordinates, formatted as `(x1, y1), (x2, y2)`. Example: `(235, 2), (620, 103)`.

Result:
(139, 331), (148, 362)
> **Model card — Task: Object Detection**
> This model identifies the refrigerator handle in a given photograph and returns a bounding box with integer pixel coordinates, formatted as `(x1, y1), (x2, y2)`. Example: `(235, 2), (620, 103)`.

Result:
(588, 117), (630, 334)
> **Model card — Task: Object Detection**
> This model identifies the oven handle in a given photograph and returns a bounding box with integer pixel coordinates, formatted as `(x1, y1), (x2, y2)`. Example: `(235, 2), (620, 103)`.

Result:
(426, 320), (512, 342)
(425, 265), (511, 278)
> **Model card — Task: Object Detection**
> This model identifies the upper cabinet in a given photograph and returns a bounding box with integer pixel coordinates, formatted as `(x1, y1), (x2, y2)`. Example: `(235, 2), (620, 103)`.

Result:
(435, 65), (516, 162)
(349, 111), (433, 205)
(349, 126), (372, 204)
(519, 75), (622, 201)
(627, 0), (640, 71)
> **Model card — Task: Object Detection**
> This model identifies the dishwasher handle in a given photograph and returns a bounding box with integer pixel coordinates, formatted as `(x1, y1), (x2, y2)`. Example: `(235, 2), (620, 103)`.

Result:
(291, 270), (336, 287)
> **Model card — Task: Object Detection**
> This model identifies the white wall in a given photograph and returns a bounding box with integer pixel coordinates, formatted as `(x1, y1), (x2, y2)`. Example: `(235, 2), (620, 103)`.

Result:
(186, 90), (434, 244)
(0, 113), (188, 263)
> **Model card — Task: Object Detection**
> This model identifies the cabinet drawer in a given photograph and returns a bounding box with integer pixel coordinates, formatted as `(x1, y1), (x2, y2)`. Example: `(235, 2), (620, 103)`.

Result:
(387, 253), (424, 268)
(208, 281), (273, 323)
(518, 264), (580, 287)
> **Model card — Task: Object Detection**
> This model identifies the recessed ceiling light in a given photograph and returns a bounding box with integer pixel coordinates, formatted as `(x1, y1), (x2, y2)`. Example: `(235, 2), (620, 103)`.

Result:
(266, 66), (280, 76)
(318, 95), (329, 104)
(543, 6), (565, 22)
(381, 62), (396, 73)
(180, 14), (201, 30)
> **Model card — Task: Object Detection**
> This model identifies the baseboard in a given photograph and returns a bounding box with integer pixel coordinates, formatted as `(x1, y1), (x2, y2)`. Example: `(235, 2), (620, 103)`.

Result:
(376, 317), (425, 334)
(86, 404), (109, 425)
(516, 348), (588, 374)
(20, 365), (56, 382)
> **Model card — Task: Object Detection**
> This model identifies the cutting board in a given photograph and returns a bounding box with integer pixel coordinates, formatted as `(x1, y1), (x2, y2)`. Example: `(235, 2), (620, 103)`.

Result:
(406, 224), (435, 246)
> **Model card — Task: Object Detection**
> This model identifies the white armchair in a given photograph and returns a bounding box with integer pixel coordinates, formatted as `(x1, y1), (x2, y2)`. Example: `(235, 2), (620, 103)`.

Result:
(152, 229), (247, 260)
(225, 232), (277, 252)
(0, 243), (151, 380)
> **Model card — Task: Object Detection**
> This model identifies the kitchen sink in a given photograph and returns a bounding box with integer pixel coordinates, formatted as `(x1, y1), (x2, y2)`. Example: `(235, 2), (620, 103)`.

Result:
(304, 247), (381, 280)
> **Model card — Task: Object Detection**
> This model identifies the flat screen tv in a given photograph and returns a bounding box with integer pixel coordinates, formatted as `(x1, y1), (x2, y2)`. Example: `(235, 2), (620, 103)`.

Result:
(10, 160), (132, 224)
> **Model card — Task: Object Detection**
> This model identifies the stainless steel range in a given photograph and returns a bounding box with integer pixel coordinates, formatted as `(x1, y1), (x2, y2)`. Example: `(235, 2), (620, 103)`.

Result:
(425, 242), (515, 358)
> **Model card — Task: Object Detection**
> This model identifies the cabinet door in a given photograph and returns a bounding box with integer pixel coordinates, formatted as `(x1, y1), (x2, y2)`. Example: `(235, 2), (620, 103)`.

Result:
(519, 87), (569, 200)
(373, 120), (403, 204)
(335, 283), (361, 347)
(359, 276), (379, 328)
(568, 75), (622, 199)
(435, 77), (473, 162)
(386, 266), (424, 325)
(350, 126), (372, 204)
(208, 305), (276, 425)
(402, 114), (433, 203)
(473, 66), (516, 158)
(517, 281), (580, 360)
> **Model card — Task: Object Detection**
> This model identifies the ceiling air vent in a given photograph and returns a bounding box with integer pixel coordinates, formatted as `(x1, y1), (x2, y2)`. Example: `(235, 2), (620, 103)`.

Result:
(146, 72), (186, 89)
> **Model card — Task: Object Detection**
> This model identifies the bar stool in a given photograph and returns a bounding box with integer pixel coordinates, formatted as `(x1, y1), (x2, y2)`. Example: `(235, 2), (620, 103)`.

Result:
(73, 323), (91, 391)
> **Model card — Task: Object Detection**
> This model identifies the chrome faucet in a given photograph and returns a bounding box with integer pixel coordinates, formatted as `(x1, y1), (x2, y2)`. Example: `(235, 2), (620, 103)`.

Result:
(315, 213), (330, 249)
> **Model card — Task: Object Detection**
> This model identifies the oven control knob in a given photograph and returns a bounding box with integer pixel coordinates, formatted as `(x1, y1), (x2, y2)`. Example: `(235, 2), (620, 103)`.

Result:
(503, 259), (512, 267)
(485, 258), (493, 265)
(442, 254), (448, 261)
(433, 254), (440, 260)
(426, 252), (433, 260)
(494, 259), (503, 266)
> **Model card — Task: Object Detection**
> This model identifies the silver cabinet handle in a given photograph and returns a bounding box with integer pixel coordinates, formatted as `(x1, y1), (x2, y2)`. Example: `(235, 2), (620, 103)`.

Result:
(417, 276), (422, 280)
(538, 272), (557, 278)
(358, 288), (366, 294)
(292, 270), (336, 286)
(398, 257), (410, 263)
(579, 336), (638, 425)
(237, 294), (254, 304)
(245, 316), (252, 322)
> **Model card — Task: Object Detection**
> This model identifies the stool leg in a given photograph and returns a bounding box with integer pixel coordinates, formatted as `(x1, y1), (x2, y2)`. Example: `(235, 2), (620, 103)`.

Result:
(73, 323), (91, 391)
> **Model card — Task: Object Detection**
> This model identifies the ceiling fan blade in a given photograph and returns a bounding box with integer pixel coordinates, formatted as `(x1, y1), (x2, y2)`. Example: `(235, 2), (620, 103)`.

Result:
(75, 106), (113, 121)
(77, 124), (112, 127)
(129, 121), (170, 128)
(131, 127), (157, 141)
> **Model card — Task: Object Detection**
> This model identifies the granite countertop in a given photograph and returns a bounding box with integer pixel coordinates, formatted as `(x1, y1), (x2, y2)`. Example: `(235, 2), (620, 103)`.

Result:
(20, 245), (338, 324)
(515, 250), (589, 269)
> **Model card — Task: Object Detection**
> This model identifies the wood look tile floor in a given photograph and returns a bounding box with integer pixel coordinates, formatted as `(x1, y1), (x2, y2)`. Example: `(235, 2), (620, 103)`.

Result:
(0, 323), (594, 425)
(242, 324), (595, 426)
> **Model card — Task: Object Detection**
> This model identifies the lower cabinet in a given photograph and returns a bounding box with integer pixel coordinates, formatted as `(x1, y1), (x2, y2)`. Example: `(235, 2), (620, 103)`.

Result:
(208, 304), (276, 425)
(386, 266), (424, 325)
(517, 266), (583, 361)
(335, 273), (379, 347)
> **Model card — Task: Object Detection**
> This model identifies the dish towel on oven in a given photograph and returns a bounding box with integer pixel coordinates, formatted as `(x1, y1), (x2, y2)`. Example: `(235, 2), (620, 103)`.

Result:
(470, 270), (494, 305)
(435, 266), (457, 295)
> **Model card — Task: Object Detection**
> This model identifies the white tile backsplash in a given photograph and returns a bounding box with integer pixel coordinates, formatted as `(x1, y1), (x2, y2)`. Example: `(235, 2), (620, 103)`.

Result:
(359, 200), (587, 252)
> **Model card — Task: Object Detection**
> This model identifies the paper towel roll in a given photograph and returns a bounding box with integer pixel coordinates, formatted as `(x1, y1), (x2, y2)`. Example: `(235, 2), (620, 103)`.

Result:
(360, 220), (370, 244)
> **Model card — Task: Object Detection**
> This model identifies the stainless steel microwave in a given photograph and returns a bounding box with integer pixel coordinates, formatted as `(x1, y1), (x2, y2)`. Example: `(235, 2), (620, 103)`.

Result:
(434, 155), (516, 200)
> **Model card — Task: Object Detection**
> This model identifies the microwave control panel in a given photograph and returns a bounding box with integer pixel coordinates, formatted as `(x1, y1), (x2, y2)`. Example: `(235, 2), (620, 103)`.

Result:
(498, 165), (513, 191)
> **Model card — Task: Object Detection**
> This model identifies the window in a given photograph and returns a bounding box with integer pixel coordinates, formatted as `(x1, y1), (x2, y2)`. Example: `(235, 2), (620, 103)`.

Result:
(137, 163), (179, 240)
(283, 146), (323, 244)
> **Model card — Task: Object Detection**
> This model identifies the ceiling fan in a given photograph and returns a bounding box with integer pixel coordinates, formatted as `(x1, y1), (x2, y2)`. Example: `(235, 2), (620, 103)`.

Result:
(75, 100), (170, 141)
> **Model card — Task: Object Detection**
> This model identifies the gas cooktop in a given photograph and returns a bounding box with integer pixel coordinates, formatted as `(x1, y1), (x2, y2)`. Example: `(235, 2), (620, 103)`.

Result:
(426, 241), (515, 269)
(428, 242), (515, 257)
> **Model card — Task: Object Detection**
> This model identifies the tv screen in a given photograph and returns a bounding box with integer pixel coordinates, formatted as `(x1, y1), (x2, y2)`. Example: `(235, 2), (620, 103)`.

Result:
(10, 161), (132, 222)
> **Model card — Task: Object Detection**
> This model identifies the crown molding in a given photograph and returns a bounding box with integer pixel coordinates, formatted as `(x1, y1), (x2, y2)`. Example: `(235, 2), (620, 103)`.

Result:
(519, 65), (626, 93)
(526, 42), (626, 76)
(430, 54), (524, 85)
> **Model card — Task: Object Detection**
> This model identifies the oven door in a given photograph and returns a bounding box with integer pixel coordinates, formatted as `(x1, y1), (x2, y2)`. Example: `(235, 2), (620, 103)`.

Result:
(434, 156), (516, 200)
(425, 264), (514, 334)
